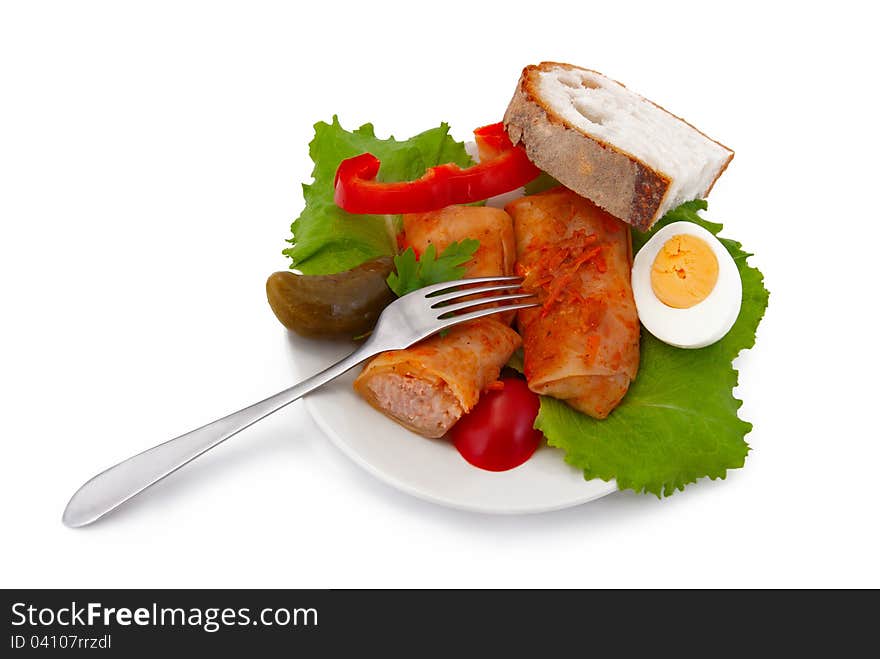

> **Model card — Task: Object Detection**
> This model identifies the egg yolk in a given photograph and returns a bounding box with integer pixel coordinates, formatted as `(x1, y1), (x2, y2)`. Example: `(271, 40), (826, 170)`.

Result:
(650, 234), (719, 308)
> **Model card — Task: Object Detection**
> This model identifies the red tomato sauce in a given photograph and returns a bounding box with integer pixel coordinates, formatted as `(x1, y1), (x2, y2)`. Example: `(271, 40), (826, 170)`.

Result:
(449, 377), (543, 472)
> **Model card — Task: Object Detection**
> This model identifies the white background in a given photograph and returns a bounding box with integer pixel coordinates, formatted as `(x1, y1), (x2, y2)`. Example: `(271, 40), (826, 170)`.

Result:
(1, 0), (877, 588)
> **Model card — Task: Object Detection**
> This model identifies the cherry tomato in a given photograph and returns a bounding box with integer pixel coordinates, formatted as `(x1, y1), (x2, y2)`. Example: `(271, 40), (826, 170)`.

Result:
(450, 377), (543, 472)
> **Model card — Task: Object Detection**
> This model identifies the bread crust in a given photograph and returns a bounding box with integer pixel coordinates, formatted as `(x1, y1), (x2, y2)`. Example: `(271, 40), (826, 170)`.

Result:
(503, 62), (734, 231)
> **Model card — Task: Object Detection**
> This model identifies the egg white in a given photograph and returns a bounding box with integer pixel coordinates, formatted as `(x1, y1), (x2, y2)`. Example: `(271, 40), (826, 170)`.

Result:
(631, 221), (742, 349)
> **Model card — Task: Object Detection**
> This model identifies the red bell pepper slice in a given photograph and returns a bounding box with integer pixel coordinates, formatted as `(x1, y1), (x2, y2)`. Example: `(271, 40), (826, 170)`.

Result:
(473, 122), (514, 160)
(333, 122), (540, 214)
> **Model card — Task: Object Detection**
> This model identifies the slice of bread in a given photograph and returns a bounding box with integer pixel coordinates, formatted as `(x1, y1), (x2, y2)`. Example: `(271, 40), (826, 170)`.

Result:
(504, 62), (734, 231)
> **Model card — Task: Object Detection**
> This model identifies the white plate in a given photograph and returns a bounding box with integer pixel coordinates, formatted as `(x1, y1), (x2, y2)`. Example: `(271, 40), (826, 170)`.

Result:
(287, 332), (617, 513)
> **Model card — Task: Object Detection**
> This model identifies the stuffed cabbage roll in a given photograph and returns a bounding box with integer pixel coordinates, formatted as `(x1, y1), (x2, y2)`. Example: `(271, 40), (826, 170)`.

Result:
(354, 206), (521, 438)
(507, 187), (640, 419)
(354, 319), (521, 437)
(402, 205), (516, 280)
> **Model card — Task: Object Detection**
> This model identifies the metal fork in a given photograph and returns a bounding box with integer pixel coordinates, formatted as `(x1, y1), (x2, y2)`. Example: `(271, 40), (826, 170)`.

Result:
(62, 276), (537, 528)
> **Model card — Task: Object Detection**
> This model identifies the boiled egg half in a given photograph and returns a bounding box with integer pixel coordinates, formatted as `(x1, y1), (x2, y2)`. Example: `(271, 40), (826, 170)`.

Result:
(631, 221), (741, 349)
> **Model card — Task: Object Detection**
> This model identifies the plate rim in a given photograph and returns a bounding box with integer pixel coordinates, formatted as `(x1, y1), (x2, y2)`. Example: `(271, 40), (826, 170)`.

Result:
(303, 394), (619, 515)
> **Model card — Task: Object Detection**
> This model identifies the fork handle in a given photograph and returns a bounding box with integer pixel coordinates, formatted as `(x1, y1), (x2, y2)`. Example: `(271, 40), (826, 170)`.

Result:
(62, 339), (382, 528)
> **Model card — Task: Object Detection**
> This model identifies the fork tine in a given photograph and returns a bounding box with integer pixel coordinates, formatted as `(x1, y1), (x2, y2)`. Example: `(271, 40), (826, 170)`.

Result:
(436, 301), (540, 329)
(429, 282), (525, 306)
(434, 293), (537, 316)
(417, 275), (521, 298)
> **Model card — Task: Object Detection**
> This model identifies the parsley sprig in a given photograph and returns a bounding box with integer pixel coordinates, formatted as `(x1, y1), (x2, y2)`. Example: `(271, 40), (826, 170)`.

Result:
(386, 239), (479, 297)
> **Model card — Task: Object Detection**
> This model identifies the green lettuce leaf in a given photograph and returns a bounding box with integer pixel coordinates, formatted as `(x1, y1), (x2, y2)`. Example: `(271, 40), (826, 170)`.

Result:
(387, 240), (479, 297)
(506, 347), (525, 374)
(524, 172), (561, 195)
(534, 200), (770, 496)
(283, 116), (473, 275)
